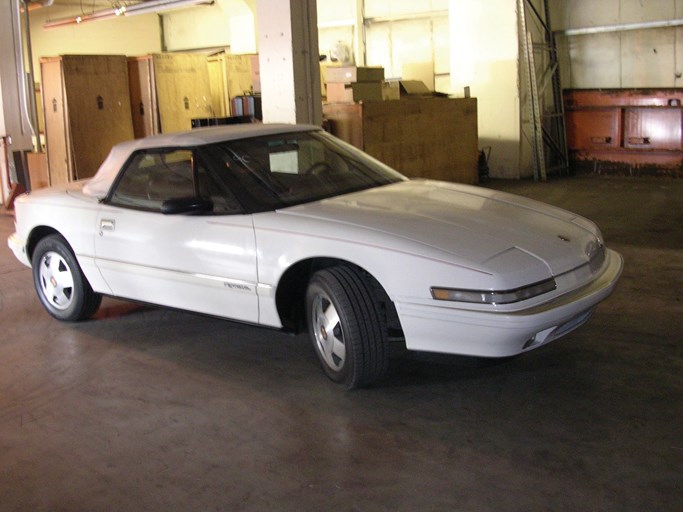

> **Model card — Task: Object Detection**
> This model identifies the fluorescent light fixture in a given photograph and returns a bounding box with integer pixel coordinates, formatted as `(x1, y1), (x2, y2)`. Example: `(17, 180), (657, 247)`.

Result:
(43, 0), (213, 29)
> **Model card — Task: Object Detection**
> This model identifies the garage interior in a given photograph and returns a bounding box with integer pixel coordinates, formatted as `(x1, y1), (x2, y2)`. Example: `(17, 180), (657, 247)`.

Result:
(0, 0), (681, 510)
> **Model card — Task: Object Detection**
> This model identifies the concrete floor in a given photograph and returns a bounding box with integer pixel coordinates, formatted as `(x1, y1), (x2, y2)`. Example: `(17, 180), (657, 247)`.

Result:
(0, 175), (681, 511)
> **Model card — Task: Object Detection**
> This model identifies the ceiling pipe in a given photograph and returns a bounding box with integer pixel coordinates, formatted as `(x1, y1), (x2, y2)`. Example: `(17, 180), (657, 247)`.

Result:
(124, 0), (214, 17)
(556, 18), (683, 36)
(43, 0), (214, 29)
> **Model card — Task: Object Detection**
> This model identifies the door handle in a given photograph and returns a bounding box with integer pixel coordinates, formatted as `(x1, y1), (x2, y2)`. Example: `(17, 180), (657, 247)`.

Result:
(99, 219), (115, 236)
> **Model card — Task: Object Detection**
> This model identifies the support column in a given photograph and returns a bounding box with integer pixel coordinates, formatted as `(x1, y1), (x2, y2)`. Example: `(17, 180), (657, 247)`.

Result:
(256, 0), (322, 125)
(449, 0), (524, 178)
(0, 0), (35, 202)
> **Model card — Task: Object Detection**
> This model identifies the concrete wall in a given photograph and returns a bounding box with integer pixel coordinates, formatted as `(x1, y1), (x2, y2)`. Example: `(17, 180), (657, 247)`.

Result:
(27, 0), (258, 78)
(317, 0), (358, 64)
(450, 0), (523, 178)
(27, 7), (163, 83)
(162, 0), (253, 52)
(551, 0), (683, 88)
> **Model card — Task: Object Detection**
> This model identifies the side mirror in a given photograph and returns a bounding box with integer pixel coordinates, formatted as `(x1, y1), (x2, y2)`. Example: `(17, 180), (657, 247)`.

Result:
(161, 197), (214, 215)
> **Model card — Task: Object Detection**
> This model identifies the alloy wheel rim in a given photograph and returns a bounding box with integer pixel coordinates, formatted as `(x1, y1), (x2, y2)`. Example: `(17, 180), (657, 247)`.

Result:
(312, 292), (346, 371)
(39, 251), (74, 310)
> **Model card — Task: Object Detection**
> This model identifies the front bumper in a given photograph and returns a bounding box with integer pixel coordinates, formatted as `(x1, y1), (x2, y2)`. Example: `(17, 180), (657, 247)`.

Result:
(396, 248), (624, 357)
(7, 232), (31, 267)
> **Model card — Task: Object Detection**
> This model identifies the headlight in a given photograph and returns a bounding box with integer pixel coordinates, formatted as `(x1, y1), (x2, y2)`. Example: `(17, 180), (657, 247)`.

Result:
(431, 278), (557, 305)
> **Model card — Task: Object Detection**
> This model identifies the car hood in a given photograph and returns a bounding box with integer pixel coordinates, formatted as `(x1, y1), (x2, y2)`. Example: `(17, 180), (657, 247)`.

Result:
(281, 180), (601, 277)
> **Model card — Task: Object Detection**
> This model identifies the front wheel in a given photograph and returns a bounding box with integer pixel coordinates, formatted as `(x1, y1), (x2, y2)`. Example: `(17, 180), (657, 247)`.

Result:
(306, 265), (388, 389)
(32, 235), (102, 322)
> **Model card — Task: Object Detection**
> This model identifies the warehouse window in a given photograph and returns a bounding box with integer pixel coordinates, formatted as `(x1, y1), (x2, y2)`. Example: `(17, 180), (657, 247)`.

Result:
(317, 0), (450, 92)
(365, 0), (449, 89)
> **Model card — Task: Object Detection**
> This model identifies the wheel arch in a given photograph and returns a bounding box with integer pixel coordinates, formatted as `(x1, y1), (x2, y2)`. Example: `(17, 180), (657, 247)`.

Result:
(26, 226), (64, 262)
(275, 257), (402, 336)
(29, 228), (102, 321)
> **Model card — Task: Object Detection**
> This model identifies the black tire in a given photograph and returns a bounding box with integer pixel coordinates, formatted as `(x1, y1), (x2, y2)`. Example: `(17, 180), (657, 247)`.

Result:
(306, 265), (388, 389)
(32, 234), (102, 322)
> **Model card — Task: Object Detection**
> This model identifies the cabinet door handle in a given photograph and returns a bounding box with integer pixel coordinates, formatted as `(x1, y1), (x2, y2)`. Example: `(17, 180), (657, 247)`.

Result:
(628, 137), (651, 145)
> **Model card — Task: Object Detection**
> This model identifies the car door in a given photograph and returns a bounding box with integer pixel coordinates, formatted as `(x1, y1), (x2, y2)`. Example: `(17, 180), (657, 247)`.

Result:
(93, 148), (260, 323)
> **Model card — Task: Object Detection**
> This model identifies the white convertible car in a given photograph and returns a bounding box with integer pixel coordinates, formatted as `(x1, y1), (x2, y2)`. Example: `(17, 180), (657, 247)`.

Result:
(8, 124), (623, 388)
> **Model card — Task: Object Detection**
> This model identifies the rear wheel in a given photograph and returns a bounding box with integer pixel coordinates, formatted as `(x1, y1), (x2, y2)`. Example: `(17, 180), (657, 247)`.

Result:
(32, 235), (102, 322)
(306, 265), (388, 389)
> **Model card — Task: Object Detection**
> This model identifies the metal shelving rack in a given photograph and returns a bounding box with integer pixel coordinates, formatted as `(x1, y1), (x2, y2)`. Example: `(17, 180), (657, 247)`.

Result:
(518, 0), (569, 180)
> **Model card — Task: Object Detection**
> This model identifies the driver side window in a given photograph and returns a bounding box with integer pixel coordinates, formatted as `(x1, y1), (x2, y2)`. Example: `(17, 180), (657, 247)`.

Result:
(109, 149), (242, 214)
(110, 150), (194, 211)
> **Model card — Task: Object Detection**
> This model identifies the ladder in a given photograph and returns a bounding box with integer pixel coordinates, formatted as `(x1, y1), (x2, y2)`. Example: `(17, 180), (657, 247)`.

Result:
(518, 0), (569, 180)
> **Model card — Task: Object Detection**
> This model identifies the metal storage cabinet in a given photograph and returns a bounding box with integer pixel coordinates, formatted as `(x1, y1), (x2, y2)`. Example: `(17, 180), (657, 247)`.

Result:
(564, 108), (621, 150)
(41, 55), (134, 186)
(564, 89), (683, 175)
(623, 107), (682, 151)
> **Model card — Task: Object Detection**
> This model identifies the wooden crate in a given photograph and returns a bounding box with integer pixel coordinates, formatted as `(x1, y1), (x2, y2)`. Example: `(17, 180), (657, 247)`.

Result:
(128, 56), (159, 139)
(223, 54), (260, 115)
(154, 54), (214, 133)
(324, 97), (478, 184)
(128, 54), (214, 137)
(41, 55), (134, 185)
(26, 152), (49, 190)
(208, 55), (230, 118)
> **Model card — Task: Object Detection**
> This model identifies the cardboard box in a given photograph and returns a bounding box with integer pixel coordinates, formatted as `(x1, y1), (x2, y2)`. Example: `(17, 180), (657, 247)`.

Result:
(382, 81), (400, 101)
(402, 61), (435, 91)
(325, 83), (350, 103)
(326, 66), (385, 83)
(327, 82), (384, 103)
(399, 80), (431, 96)
(320, 62), (340, 97)
(327, 81), (401, 103)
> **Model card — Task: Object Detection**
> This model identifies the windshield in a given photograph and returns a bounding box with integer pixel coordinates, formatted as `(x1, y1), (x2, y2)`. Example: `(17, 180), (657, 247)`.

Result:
(199, 130), (406, 212)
